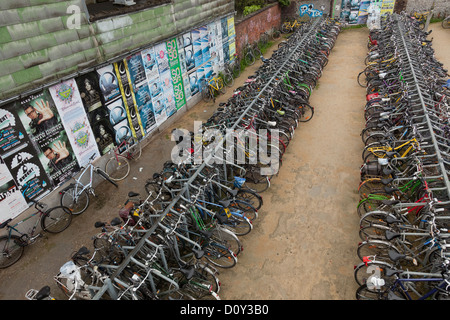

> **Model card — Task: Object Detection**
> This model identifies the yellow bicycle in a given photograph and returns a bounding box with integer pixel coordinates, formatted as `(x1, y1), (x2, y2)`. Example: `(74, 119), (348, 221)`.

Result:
(281, 19), (304, 33)
(201, 73), (226, 103)
(362, 137), (423, 163)
(411, 10), (430, 29)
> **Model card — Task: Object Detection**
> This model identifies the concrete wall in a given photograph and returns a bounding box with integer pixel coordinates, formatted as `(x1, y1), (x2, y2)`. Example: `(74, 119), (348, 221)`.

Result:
(0, 0), (234, 103)
(234, 3), (282, 57)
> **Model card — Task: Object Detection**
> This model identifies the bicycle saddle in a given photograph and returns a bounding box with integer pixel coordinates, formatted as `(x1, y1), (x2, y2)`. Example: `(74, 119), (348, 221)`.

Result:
(0, 219), (11, 229)
(35, 286), (51, 300)
(192, 248), (204, 259)
(386, 267), (401, 277)
(381, 199), (399, 206)
(111, 217), (122, 226)
(384, 186), (399, 194)
(94, 221), (105, 228)
(219, 200), (232, 208)
(388, 249), (406, 262)
(381, 178), (394, 185)
(228, 189), (239, 197)
(386, 215), (402, 224)
(181, 267), (195, 280)
(128, 191), (140, 197)
(385, 230), (401, 241)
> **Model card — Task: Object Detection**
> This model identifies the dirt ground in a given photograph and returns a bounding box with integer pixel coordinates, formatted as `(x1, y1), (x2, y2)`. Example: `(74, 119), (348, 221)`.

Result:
(0, 22), (448, 301)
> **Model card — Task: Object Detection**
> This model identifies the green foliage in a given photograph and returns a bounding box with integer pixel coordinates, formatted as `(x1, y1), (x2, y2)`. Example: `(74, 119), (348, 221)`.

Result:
(235, 0), (265, 13)
(278, 0), (290, 7)
(243, 5), (262, 16)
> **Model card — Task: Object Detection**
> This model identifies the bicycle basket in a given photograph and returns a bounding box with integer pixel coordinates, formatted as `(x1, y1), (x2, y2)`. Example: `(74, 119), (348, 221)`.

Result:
(234, 176), (246, 188)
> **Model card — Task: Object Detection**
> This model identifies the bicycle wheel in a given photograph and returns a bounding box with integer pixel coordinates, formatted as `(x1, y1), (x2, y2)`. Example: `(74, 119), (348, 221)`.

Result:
(105, 155), (130, 181)
(298, 102), (314, 122)
(204, 243), (237, 269)
(354, 260), (394, 287)
(60, 185), (90, 215)
(223, 70), (234, 87)
(245, 52), (255, 66)
(0, 235), (25, 269)
(210, 226), (242, 256)
(281, 24), (291, 34)
(128, 137), (142, 160)
(41, 206), (73, 233)
(201, 84), (213, 102)
(232, 60), (241, 78)
(356, 284), (386, 300)
(357, 239), (399, 261)
(234, 189), (263, 211)
(96, 168), (118, 187)
(218, 78), (226, 95)
(271, 28), (281, 40)
(442, 17), (450, 29)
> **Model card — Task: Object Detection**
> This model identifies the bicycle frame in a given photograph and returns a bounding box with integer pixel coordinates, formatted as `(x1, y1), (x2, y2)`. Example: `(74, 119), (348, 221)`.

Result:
(388, 273), (448, 300)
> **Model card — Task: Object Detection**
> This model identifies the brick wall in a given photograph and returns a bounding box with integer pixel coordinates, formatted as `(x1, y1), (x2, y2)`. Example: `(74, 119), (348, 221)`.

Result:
(234, 3), (282, 58)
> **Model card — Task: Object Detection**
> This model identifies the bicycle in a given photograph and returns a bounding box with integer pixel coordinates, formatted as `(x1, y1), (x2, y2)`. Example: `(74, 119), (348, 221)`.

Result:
(281, 19), (303, 34)
(59, 154), (118, 215)
(25, 286), (55, 300)
(0, 200), (72, 268)
(105, 136), (142, 181)
(442, 15), (450, 29)
(200, 73), (226, 103)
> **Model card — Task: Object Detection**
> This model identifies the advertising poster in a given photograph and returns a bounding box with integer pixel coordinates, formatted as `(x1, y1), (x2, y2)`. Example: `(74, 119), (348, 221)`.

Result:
(114, 60), (145, 141)
(134, 84), (157, 134)
(49, 79), (100, 167)
(380, 0), (395, 15)
(166, 37), (187, 110)
(221, 17), (230, 62)
(97, 65), (121, 104)
(192, 28), (203, 68)
(75, 72), (115, 155)
(0, 104), (51, 208)
(0, 158), (29, 223)
(357, 0), (371, 24)
(199, 26), (210, 65)
(107, 98), (132, 145)
(16, 90), (80, 187)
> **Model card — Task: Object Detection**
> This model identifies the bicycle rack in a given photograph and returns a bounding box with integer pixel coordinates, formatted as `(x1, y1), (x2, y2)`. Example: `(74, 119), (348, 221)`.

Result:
(89, 16), (332, 300)
(390, 15), (450, 200)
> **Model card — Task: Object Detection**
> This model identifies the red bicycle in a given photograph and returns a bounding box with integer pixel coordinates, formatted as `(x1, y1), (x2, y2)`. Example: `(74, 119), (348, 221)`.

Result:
(105, 136), (142, 181)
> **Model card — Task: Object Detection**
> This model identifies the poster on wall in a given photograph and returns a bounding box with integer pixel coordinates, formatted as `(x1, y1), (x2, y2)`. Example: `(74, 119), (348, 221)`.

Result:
(0, 105), (51, 209)
(114, 60), (145, 141)
(75, 72), (115, 155)
(16, 90), (80, 187)
(0, 158), (29, 223)
(97, 65), (121, 104)
(380, 0), (395, 15)
(48, 79), (100, 167)
(166, 37), (187, 110)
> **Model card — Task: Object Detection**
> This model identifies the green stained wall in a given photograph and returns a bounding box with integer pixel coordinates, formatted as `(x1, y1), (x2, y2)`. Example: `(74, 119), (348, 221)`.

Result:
(0, 0), (234, 102)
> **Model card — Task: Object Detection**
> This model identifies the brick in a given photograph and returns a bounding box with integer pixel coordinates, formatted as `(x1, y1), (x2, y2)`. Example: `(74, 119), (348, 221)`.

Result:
(27, 33), (58, 51)
(0, 75), (16, 97)
(12, 65), (43, 86)
(38, 17), (65, 34)
(0, 9), (22, 27)
(0, 26), (13, 44)
(7, 21), (40, 41)
(0, 38), (33, 59)
(0, 56), (24, 77)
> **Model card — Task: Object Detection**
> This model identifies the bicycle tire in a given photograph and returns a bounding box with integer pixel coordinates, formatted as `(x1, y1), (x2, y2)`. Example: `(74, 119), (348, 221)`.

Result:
(128, 137), (142, 160)
(218, 78), (226, 95)
(105, 155), (130, 181)
(60, 185), (90, 215)
(245, 51), (255, 66)
(357, 239), (399, 261)
(204, 243), (237, 269)
(356, 284), (386, 300)
(223, 70), (235, 87)
(234, 189), (263, 211)
(0, 235), (25, 269)
(41, 206), (73, 233)
(96, 168), (118, 187)
(210, 226), (242, 256)
(442, 17), (450, 29)
(281, 24), (291, 34)
(201, 84), (213, 102)
(271, 28), (281, 40)
(298, 102), (314, 122)
(354, 260), (394, 287)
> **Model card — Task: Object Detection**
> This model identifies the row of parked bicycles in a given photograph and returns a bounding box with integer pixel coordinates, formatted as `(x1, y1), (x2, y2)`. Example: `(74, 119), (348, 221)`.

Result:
(354, 13), (450, 300)
(30, 16), (343, 300)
